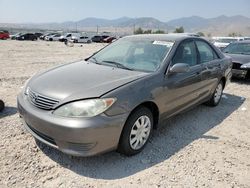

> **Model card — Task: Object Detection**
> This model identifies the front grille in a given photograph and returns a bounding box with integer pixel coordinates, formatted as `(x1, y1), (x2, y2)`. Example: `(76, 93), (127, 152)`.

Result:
(232, 62), (242, 69)
(27, 124), (57, 146)
(27, 88), (59, 110)
(67, 142), (96, 152)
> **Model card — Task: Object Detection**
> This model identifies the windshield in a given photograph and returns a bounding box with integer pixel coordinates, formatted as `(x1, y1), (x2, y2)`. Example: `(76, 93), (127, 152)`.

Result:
(90, 38), (173, 72)
(223, 43), (250, 55)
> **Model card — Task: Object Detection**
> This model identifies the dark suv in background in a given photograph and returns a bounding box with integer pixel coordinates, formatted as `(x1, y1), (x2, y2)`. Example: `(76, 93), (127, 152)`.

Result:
(16, 33), (38, 41)
(91, 35), (109, 42)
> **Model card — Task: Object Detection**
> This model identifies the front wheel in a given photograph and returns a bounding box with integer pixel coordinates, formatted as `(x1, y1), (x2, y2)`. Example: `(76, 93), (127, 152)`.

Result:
(118, 107), (153, 156)
(205, 81), (223, 106)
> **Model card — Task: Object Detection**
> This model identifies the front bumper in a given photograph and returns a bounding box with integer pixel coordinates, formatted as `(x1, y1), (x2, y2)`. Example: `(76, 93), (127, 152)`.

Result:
(232, 69), (248, 78)
(17, 93), (128, 156)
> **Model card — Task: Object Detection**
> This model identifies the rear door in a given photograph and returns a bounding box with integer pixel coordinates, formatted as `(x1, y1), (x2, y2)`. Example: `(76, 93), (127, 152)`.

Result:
(161, 39), (204, 118)
(195, 40), (222, 99)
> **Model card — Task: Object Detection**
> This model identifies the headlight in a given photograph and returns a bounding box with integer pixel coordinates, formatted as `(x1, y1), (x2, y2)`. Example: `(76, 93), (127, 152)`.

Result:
(24, 86), (30, 95)
(240, 63), (250, 69)
(23, 79), (31, 95)
(53, 98), (116, 117)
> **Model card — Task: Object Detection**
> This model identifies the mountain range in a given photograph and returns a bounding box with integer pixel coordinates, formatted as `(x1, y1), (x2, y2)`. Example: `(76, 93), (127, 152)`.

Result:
(1, 15), (250, 36)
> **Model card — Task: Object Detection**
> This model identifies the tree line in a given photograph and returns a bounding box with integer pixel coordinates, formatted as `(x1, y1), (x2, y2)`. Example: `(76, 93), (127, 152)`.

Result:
(134, 26), (243, 37)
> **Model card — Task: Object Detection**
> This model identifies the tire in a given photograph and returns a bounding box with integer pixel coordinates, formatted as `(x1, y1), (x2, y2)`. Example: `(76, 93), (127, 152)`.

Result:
(245, 70), (250, 79)
(87, 40), (91, 43)
(118, 107), (153, 156)
(205, 80), (224, 106)
(0, 100), (5, 112)
(49, 38), (53, 41)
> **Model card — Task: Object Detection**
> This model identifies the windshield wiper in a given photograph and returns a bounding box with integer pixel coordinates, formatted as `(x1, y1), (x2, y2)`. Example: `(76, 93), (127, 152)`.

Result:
(102, 60), (134, 70)
(88, 57), (101, 64)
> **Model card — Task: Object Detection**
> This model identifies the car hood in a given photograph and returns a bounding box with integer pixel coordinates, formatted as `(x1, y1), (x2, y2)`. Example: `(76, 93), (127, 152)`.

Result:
(224, 53), (250, 64)
(28, 61), (148, 103)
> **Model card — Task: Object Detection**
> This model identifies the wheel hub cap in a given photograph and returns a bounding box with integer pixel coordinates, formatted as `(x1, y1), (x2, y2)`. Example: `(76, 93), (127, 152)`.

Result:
(214, 83), (223, 103)
(129, 115), (151, 150)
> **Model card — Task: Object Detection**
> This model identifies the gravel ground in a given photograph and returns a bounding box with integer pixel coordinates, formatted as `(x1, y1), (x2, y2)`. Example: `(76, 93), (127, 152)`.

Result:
(0, 40), (250, 188)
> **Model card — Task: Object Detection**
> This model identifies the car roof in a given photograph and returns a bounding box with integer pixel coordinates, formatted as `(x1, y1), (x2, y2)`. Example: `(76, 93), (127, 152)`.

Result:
(123, 34), (200, 42)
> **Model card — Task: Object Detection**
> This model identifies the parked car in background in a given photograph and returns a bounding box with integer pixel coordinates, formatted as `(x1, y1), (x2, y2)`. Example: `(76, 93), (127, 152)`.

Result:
(40, 33), (58, 40)
(91, 35), (102, 42)
(71, 36), (92, 43)
(223, 40), (250, 78)
(18, 34), (232, 157)
(212, 37), (244, 50)
(0, 30), (10, 40)
(59, 33), (81, 42)
(16, 33), (37, 41)
(103, 36), (116, 43)
(10, 33), (22, 40)
(45, 34), (62, 41)
(34, 33), (43, 38)
(91, 35), (109, 43)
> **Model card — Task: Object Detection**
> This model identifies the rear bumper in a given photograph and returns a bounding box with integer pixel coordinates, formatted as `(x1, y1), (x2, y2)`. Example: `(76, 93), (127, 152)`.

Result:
(17, 93), (128, 156)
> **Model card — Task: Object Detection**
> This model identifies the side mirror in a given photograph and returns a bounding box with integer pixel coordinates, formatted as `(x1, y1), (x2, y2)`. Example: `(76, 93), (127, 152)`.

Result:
(169, 63), (190, 73)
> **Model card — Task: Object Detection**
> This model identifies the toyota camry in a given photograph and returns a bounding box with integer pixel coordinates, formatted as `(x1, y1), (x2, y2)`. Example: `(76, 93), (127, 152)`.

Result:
(18, 34), (232, 156)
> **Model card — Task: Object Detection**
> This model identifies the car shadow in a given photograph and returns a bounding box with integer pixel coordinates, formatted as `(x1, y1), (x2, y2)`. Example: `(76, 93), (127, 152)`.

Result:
(0, 106), (18, 118)
(37, 93), (244, 180)
(231, 77), (250, 85)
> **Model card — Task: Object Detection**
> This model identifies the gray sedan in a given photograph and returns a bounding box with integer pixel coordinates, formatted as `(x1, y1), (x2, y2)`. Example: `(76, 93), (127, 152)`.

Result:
(17, 34), (232, 156)
(222, 41), (250, 79)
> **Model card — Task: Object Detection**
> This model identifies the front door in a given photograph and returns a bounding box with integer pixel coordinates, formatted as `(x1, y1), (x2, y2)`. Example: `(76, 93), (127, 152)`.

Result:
(160, 40), (203, 119)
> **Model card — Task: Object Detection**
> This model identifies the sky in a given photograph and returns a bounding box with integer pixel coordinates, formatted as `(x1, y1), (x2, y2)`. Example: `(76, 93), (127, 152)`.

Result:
(0, 0), (250, 23)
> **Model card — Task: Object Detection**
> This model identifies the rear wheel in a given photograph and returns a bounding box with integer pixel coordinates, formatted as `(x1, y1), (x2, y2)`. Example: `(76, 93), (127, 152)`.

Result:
(118, 107), (153, 156)
(205, 81), (223, 106)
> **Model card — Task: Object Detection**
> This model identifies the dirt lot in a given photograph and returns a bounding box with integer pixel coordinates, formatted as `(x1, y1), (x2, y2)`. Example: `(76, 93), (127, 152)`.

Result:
(0, 40), (250, 188)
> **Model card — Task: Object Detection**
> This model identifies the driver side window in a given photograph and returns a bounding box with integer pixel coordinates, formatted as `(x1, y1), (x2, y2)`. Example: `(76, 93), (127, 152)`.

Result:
(172, 41), (197, 66)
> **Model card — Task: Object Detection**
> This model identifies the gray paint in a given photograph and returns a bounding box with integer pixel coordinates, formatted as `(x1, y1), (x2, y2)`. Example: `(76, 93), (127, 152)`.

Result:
(18, 34), (232, 156)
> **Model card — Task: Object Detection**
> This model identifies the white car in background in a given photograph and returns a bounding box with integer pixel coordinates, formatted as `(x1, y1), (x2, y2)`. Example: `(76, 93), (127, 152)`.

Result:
(212, 37), (244, 50)
(59, 33), (81, 42)
(45, 34), (62, 41)
(71, 36), (92, 43)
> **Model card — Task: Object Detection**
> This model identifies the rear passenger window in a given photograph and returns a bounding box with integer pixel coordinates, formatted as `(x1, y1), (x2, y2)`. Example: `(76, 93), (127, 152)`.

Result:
(196, 41), (219, 63)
